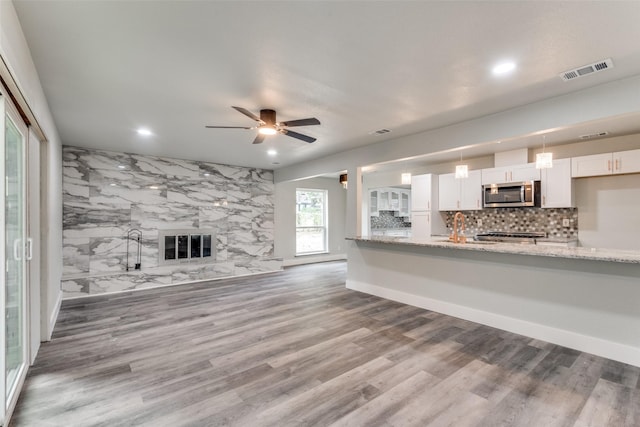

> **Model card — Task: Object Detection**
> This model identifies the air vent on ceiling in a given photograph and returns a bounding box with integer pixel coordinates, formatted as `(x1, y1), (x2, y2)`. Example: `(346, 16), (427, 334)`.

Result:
(560, 58), (614, 82)
(370, 128), (392, 135)
(579, 131), (609, 140)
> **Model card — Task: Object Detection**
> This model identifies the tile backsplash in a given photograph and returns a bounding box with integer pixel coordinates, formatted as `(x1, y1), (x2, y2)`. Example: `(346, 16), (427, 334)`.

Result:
(444, 208), (578, 238)
(371, 210), (411, 229)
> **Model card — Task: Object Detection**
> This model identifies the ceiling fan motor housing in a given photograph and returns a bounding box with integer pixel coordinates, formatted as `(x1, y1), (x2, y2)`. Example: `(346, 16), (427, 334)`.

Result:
(260, 109), (277, 125)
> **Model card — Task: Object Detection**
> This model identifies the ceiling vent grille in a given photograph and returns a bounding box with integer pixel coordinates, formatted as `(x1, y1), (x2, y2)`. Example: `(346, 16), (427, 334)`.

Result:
(560, 58), (614, 82)
(579, 131), (609, 140)
(370, 128), (392, 135)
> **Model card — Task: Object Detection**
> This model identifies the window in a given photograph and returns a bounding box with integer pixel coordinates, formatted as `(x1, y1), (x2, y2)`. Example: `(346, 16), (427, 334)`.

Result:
(296, 189), (328, 255)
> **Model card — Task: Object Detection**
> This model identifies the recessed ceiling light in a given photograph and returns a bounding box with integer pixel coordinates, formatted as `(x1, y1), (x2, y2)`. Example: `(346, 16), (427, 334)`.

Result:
(110, 183), (117, 187)
(149, 186), (159, 190)
(267, 149), (277, 156)
(492, 61), (516, 76)
(117, 165), (126, 169)
(137, 128), (152, 136)
(203, 173), (210, 177)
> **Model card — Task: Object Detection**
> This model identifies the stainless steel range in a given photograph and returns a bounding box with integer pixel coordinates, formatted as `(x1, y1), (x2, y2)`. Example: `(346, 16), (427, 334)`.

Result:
(474, 231), (546, 244)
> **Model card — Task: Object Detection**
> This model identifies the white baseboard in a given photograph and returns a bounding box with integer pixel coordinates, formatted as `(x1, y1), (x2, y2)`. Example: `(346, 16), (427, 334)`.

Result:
(283, 253), (346, 267)
(45, 290), (63, 341)
(347, 279), (640, 368)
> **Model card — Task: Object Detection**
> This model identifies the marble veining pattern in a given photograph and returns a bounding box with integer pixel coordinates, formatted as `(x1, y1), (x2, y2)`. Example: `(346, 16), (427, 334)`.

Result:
(62, 146), (281, 298)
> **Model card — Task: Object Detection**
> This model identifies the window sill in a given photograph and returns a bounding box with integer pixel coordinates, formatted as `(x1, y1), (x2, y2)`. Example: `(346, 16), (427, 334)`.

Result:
(295, 251), (330, 257)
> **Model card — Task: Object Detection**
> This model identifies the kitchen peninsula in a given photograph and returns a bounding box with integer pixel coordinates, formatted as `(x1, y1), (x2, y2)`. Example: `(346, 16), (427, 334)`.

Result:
(345, 235), (640, 367)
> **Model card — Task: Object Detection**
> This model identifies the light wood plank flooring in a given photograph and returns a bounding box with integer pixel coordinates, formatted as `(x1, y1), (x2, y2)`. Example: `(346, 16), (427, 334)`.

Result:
(10, 261), (640, 426)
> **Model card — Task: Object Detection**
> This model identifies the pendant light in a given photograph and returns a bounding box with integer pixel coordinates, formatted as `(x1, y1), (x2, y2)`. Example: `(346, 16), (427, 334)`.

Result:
(455, 152), (469, 179)
(536, 135), (553, 169)
(401, 172), (412, 185)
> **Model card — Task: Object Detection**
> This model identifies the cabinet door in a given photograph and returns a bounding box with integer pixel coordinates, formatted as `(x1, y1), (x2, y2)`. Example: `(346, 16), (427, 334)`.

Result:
(481, 166), (509, 185)
(410, 174), (432, 211)
(510, 163), (541, 182)
(378, 190), (390, 210)
(369, 190), (379, 217)
(438, 173), (460, 211)
(390, 190), (400, 210)
(411, 211), (430, 239)
(541, 158), (574, 208)
(571, 153), (612, 177)
(460, 170), (483, 210)
(614, 149), (640, 175)
(399, 192), (410, 216)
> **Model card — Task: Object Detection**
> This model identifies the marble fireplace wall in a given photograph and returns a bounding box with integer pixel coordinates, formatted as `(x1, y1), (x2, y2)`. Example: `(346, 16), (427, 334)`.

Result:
(62, 146), (280, 298)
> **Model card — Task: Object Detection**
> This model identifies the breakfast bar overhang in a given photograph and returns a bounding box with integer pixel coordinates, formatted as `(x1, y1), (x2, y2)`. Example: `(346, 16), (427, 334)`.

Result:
(346, 236), (640, 367)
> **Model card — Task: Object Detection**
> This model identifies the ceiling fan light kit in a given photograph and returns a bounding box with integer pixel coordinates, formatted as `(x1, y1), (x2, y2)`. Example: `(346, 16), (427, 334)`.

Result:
(206, 106), (320, 144)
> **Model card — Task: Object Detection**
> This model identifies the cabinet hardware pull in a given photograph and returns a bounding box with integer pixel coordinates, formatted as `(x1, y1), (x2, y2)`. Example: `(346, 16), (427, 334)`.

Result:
(615, 159), (619, 171)
(543, 196), (546, 207)
(607, 160), (611, 171)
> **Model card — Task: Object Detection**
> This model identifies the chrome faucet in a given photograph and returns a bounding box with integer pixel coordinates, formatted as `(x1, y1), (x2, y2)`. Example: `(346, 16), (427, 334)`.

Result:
(450, 211), (466, 244)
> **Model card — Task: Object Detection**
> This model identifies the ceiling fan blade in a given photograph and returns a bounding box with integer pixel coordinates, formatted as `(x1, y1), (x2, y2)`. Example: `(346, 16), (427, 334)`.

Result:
(252, 134), (266, 144)
(232, 106), (261, 122)
(279, 117), (321, 127)
(281, 129), (316, 143)
(205, 125), (252, 129)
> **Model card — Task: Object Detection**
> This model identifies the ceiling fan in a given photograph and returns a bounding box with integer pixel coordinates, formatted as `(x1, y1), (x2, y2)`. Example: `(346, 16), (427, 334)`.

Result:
(206, 106), (321, 144)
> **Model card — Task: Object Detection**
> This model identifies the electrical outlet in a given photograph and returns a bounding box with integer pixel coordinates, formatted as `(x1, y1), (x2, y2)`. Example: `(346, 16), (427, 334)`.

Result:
(562, 218), (570, 227)
(477, 219), (483, 227)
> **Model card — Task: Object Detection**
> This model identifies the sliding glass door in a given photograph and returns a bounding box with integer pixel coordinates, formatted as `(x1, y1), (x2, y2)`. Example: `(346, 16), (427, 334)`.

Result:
(1, 95), (29, 424)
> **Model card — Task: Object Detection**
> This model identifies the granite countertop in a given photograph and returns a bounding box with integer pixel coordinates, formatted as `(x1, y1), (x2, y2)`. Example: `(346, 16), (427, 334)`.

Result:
(346, 235), (640, 264)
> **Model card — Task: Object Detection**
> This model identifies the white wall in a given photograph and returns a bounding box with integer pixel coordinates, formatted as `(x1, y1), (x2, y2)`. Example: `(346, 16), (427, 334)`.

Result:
(347, 240), (640, 367)
(1, 0), (63, 340)
(275, 177), (347, 265)
(576, 174), (640, 250)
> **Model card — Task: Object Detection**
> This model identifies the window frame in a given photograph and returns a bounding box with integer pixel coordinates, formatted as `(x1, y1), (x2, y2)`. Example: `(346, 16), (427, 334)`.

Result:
(295, 188), (329, 256)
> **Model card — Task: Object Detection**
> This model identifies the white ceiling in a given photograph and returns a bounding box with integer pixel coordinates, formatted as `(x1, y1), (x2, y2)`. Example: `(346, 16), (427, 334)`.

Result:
(13, 1), (640, 170)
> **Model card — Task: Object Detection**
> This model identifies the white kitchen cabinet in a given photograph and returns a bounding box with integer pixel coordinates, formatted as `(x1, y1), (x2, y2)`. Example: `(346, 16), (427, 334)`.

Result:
(614, 149), (640, 174)
(399, 191), (410, 217)
(481, 163), (540, 185)
(378, 189), (390, 210)
(541, 158), (574, 208)
(411, 211), (431, 239)
(369, 190), (379, 217)
(410, 174), (437, 211)
(571, 152), (612, 177)
(571, 149), (640, 177)
(390, 190), (400, 210)
(410, 210), (446, 239)
(438, 170), (482, 211)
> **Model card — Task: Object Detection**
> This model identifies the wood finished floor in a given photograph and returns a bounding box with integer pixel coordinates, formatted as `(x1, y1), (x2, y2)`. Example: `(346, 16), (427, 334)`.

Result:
(10, 261), (640, 427)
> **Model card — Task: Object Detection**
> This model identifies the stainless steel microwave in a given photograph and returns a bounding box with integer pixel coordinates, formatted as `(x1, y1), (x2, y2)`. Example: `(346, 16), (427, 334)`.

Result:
(482, 181), (541, 208)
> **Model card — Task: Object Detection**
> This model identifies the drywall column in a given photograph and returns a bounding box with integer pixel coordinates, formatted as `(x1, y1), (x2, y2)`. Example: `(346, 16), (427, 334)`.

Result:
(345, 166), (362, 237)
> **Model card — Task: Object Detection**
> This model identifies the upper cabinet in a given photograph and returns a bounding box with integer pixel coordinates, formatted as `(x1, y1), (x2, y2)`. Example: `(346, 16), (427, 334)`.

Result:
(438, 170), (482, 211)
(481, 163), (541, 185)
(369, 187), (410, 217)
(369, 190), (379, 217)
(541, 158), (574, 208)
(571, 149), (640, 178)
(571, 152), (612, 177)
(399, 191), (410, 217)
(613, 149), (640, 175)
(411, 173), (438, 211)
